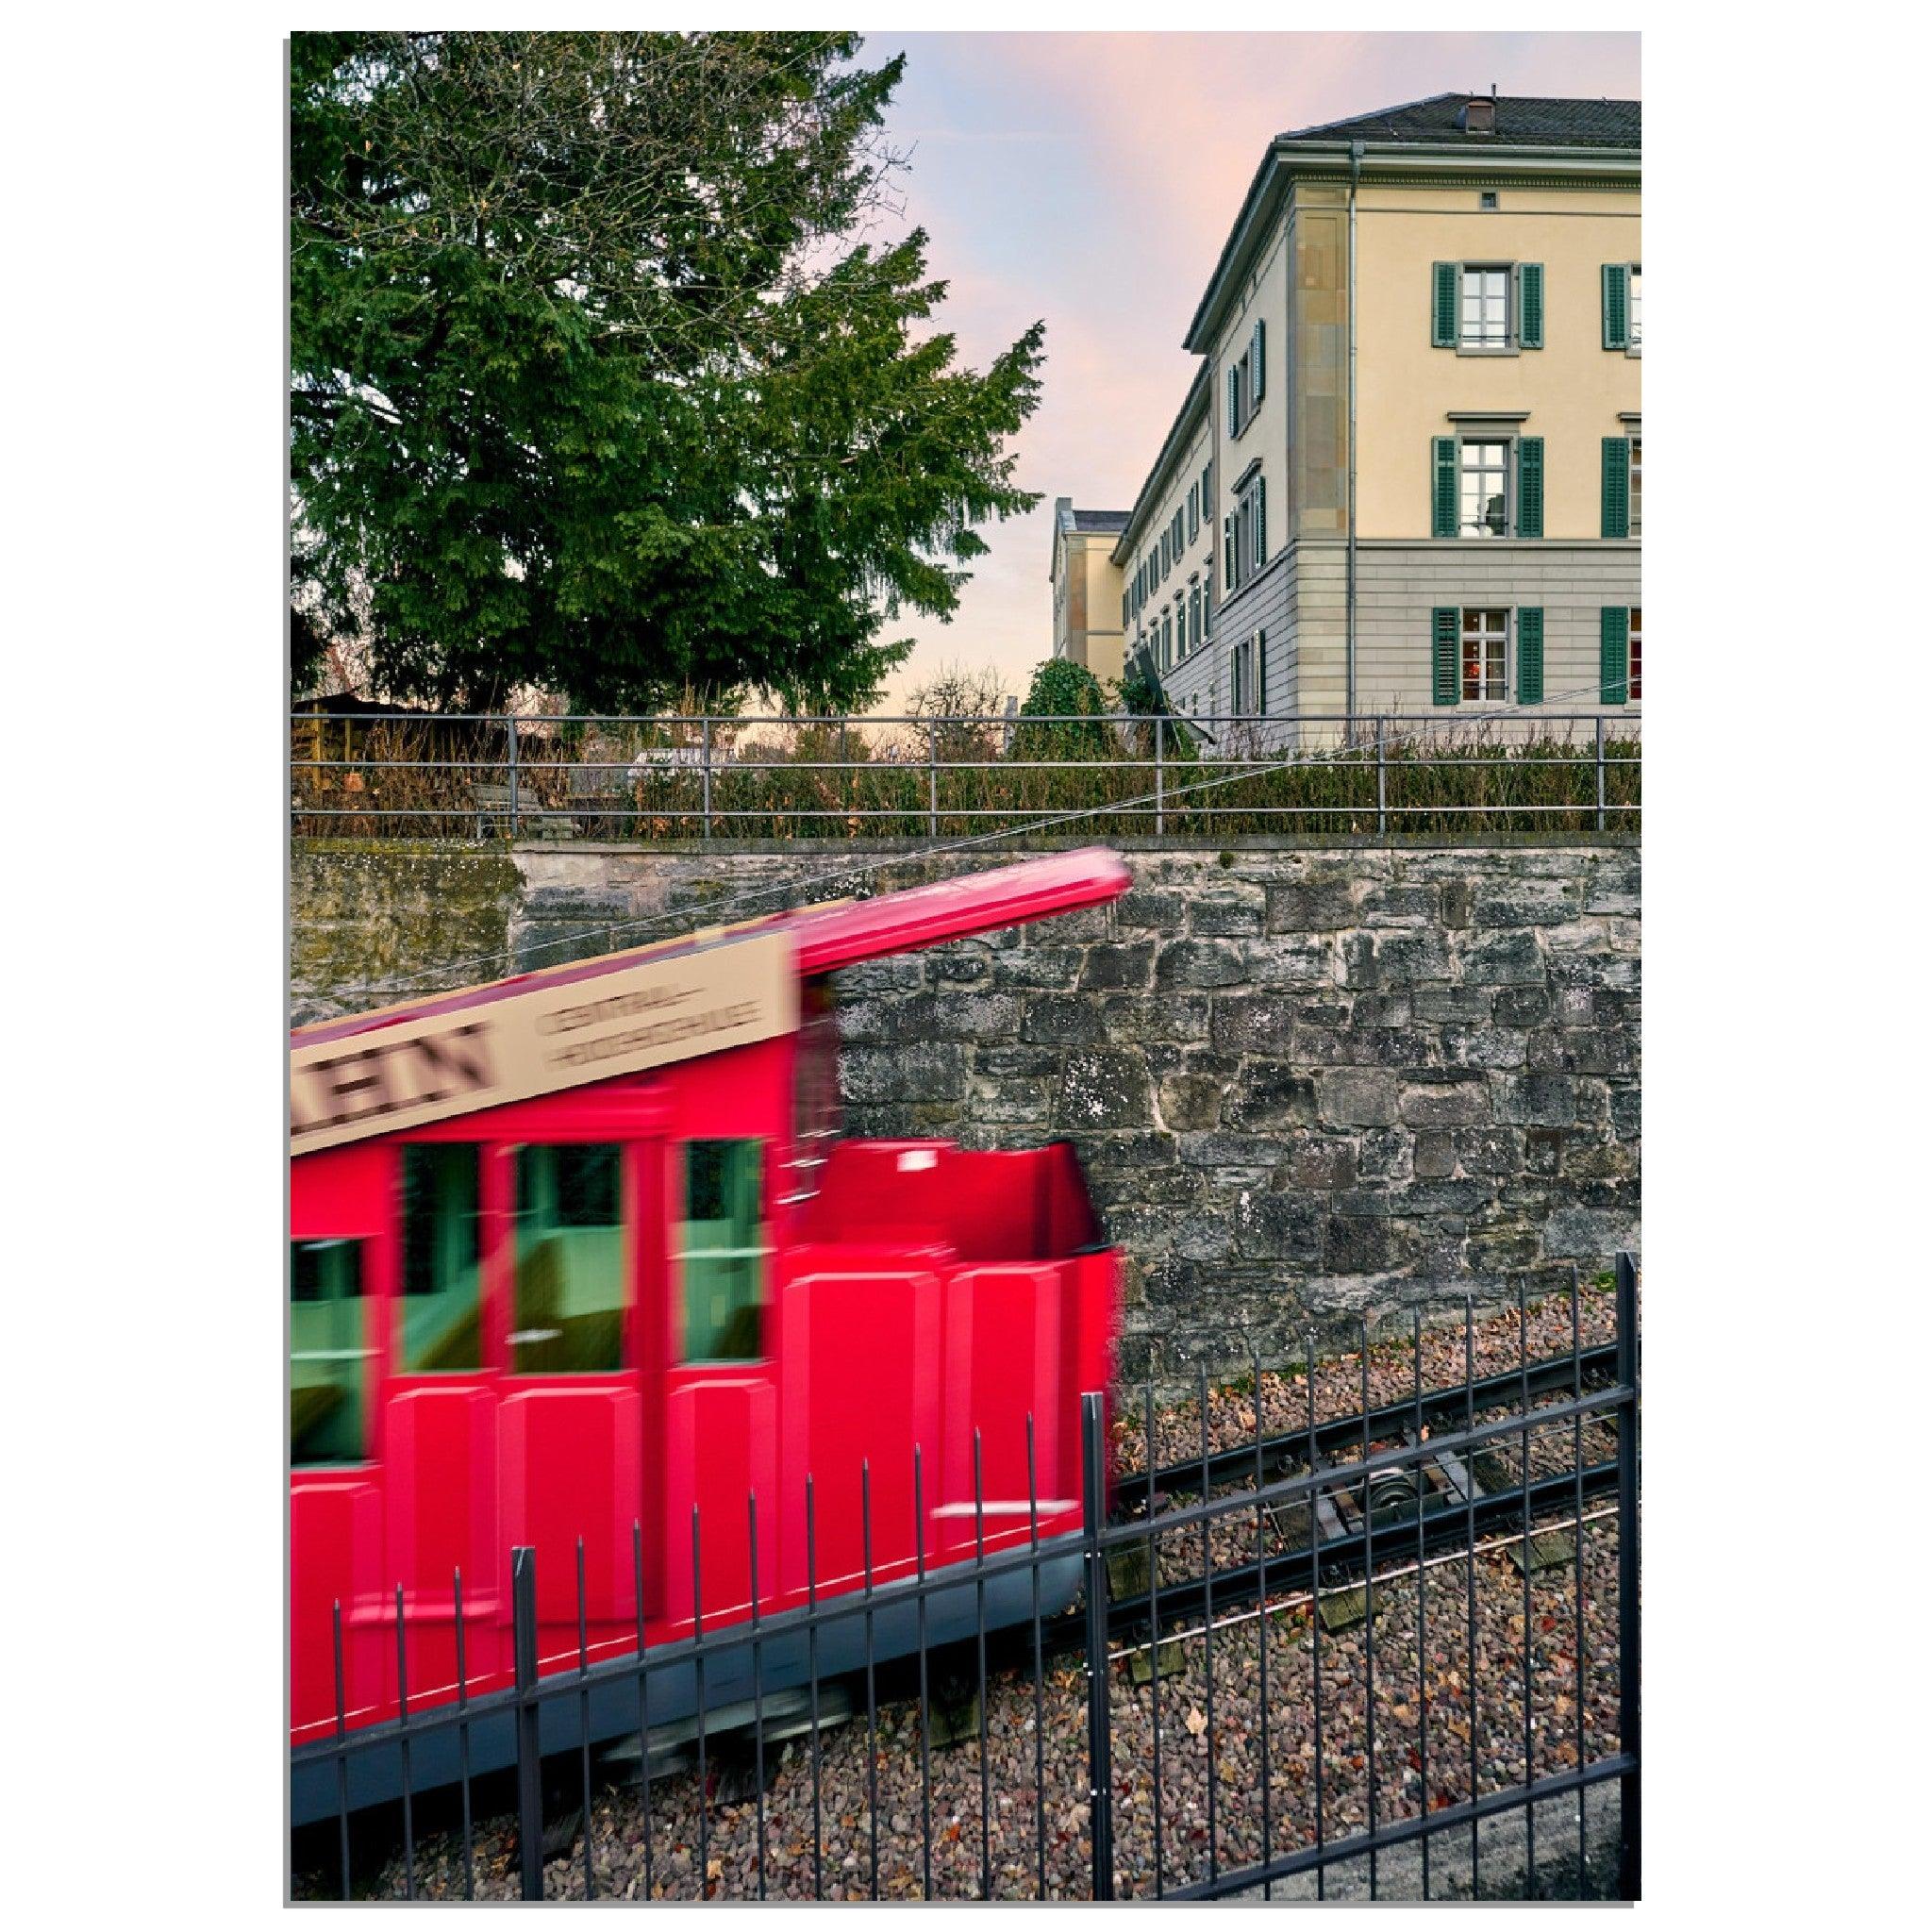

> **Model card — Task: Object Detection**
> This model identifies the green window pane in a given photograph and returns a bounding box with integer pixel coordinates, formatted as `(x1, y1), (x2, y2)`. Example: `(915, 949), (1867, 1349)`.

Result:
(291, 1239), (367, 1465)
(400, 1144), (481, 1371)
(513, 1144), (625, 1374)
(680, 1140), (768, 1363)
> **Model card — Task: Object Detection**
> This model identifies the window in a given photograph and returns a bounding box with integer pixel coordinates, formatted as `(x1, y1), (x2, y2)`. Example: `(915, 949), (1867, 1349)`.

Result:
(1460, 266), (1509, 349)
(1161, 608), (1173, 664)
(512, 1144), (625, 1373)
(1628, 437), (1641, 538)
(1188, 581), (1201, 654)
(1458, 441), (1509, 539)
(1628, 608), (1642, 701)
(1227, 323), (1263, 436)
(1200, 462), (1212, 521)
(1188, 486), (1199, 542)
(1230, 470), (1267, 590)
(679, 1140), (769, 1362)
(1461, 608), (1510, 702)
(1203, 573), (1215, 638)
(1479, 190), (1498, 210)
(400, 1143), (480, 1372)
(291, 1239), (369, 1465)
(1628, 266), (1642, 348)
(1233, 631), (1267, 716)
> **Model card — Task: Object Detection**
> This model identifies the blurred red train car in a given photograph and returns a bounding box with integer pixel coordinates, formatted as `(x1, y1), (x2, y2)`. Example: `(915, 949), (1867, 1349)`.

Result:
(290, 848), (1130, 1822)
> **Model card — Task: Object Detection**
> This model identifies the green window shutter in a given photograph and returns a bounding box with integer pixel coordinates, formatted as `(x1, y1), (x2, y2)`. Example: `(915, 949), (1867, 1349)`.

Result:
(1256, 476), (1266, 565)
(1516, 437), (1544, 539)
(1432, 261), (1457, 347)
(1227, 364), (1240, 432)
(1517, 262), (1544, 348)
(1432, 437), (1458, 538)
(1602, 263), (1629, 350)
(1432, 608), (1461, 706)
(1601, 437), (1630, 539)
(1516, 608), (1544, 704)
(1600, 607), (1630, 705)
(1251, 318), (1266, 401)
(1224, 513), (1235, 590)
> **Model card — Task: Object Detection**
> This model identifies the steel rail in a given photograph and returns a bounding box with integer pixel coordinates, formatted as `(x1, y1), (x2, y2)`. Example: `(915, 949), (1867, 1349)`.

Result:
(1134, 1338), (1617, 1501)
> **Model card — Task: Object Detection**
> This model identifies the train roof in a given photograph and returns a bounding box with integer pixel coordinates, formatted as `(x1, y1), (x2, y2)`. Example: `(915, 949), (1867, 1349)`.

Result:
(290, 848), (1131, 1154)
(294, 847), (1129, 1050)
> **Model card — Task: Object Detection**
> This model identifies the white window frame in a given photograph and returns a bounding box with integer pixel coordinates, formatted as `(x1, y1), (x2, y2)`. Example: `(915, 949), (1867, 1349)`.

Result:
(1459, 607), (1511, 704)
(1628, 607), (1641, 701)
(1457, 437), (1512, 540)
(1628, 435), (1641, 537)
(1457, 263), (1513, 354)
(1627, 264), (1642, 353)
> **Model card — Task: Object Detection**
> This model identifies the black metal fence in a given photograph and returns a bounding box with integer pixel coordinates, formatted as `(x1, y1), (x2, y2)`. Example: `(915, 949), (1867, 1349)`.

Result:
(292, 1256), (1639, 1902)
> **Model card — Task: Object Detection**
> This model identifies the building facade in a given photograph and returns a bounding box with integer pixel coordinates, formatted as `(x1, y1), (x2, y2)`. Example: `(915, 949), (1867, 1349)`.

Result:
(1048, 500), (1131, 686)
(1099, 92), (1640, 742)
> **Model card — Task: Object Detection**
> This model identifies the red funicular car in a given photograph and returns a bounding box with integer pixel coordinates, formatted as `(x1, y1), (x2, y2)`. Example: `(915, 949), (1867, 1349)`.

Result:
(290, 847), (1130, 1822)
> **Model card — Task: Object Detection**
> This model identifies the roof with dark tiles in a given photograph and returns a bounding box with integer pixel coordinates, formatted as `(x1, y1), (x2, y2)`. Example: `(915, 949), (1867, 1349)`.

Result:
(1282, 92), (1639, 151)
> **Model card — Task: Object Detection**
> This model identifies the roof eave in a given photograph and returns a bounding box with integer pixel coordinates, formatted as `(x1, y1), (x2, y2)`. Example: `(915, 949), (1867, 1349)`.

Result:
(1181, 137), (1640, 354)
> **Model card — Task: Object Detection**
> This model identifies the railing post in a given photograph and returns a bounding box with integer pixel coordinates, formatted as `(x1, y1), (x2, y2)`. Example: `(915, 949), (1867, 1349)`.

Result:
(701, 717), (713, 839)
(1375, 715), (1387, 840)
(506, 715), (520, 841)
(1615, 1252), (1641, 1900)
(927, 723), (939, 840)
(1080, 1392), (1115, 1901)
(1154, 717), (1165, 836)
(512, 1546), (543, 1901)
(1595, 715), (1607, 834)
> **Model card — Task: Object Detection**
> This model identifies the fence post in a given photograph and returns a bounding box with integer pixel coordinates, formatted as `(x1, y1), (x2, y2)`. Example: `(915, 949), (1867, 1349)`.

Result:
(1614, 1252), (1641, 1900)
(1595, 715), (1607, 834)
(507, 715), (520, 841)
(927, 724), (939, 840)
(701, 718), (713, 840)
(1375, 715), (1387, 839)
(1154, 717), (1165, 836)
(1080, 1392), (1115, 1900)
(512, 1546), (543, 1901)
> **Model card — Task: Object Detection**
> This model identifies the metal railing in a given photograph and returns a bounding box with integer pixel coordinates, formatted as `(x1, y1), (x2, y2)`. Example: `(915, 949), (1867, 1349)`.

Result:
(289, 709), (1641, 843)
(291, 1257), (1640, 1902)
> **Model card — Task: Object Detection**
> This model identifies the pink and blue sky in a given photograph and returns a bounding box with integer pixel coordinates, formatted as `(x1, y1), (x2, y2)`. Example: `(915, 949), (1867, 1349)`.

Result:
(863, 30), (1641, 711)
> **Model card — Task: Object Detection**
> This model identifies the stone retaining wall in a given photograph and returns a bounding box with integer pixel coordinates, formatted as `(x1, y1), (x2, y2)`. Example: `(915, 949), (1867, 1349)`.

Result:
(291, 839), (1639, 1378)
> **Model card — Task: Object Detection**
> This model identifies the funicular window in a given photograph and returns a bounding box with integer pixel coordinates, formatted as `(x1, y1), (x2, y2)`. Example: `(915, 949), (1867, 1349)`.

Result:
(400, 1144), (481, 1372)
(291, 1239), (367, 1465)
(785, 976), (841, 1207)
(512, 1144), (625, 1374)
(678, 1140), (770, 1362)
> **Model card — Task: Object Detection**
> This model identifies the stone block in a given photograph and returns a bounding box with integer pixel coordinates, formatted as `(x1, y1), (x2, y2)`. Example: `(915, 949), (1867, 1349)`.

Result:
(1210, 995), (1294, 1056)
(1318, 1068), (1399, 1126)
(1190, 887), (1266, 936)
(1055, 1052), (1153, 1131)
(1079, 942), (1156, 990)
(1156, 940), (1247, 989)
(1399, 1077), (1491, 1127)
(1264, 879), (1356, 932)
(1022, 994), (1107, 1047)
(991, 946), (1082, 990)
(1495, 1074), (1577, 1126)
(1223, 1062), (1317, 1128)
(1158, 1074), (1225, 1132)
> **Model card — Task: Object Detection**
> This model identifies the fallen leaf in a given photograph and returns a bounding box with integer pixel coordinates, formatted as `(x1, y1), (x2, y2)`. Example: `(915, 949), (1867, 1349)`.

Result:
(1185, 1707), (1208, 1738)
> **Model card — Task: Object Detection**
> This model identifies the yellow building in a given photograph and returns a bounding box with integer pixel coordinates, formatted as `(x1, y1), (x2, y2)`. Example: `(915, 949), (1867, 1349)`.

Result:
(1098, 92), (1640, 741)
(1049, 499), (1130, 685)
